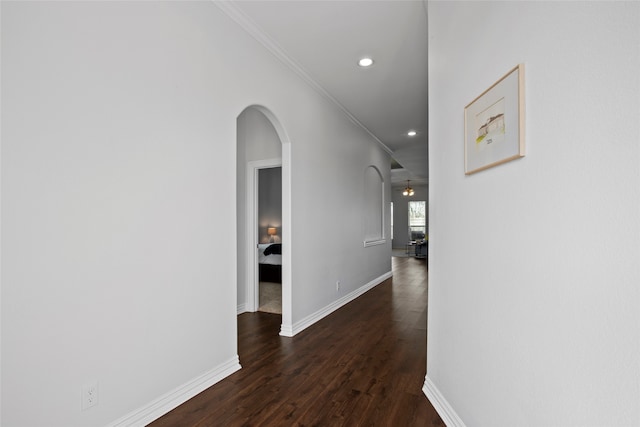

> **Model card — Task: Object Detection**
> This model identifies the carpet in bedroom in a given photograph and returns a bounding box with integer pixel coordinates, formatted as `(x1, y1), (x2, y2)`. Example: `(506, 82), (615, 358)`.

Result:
(259, 282), (282, 314)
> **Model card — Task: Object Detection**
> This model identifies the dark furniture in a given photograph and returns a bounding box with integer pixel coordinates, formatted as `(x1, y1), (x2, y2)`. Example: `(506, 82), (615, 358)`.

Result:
(259, 243), (282, 283)
(414, 240), (427, 259)
(411, 231), (425, 241)
(259, 264), (282, 283)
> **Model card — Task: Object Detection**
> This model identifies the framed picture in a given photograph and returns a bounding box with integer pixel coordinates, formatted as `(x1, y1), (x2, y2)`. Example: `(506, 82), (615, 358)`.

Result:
(464, 64), (525, 175)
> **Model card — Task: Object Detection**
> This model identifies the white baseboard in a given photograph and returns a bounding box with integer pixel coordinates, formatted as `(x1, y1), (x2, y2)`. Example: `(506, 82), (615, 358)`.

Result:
(279, 322), (294, 337)
(283, 271), (392, 337)
(108, 356), (242, 427)
(237, 303), (247, 315)
(422, 375), (466, 427)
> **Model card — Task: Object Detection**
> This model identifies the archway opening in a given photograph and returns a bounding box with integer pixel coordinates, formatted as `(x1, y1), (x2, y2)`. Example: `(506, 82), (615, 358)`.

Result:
(236, 105), (293, 337)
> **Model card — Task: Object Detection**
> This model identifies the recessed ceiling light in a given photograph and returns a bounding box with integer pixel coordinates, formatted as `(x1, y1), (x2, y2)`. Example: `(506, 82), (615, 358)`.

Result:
(407, 130), (417, 137)
(358, 57), (374, 67)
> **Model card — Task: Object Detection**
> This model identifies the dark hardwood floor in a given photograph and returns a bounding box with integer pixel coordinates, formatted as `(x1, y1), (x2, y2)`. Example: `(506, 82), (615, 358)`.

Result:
(149, 256), (443, 426)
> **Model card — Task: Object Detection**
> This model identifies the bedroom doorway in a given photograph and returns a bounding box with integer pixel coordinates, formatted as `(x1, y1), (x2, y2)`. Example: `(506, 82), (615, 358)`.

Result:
(256, 166), (282, 315)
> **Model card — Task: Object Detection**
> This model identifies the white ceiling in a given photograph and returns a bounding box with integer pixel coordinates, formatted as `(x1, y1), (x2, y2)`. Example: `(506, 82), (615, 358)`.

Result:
(220, 0), (429, 187)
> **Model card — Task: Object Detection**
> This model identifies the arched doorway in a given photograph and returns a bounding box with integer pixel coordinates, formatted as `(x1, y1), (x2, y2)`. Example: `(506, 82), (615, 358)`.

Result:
(236, 105), (293, 336)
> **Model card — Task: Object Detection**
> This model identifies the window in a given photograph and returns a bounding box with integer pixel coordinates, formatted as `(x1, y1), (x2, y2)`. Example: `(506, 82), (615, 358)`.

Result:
(408, 200), (426, 241)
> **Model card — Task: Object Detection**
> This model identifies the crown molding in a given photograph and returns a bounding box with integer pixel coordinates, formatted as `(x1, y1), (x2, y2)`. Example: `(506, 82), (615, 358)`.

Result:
(213, 1), (393, 155)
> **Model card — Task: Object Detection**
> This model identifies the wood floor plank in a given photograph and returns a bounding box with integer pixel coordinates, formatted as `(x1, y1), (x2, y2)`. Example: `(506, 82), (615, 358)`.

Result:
(149, 256), (444, 426)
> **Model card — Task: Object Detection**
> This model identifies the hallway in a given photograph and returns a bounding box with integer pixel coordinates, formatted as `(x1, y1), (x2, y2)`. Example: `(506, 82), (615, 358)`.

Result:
(150, 256), (443, 426)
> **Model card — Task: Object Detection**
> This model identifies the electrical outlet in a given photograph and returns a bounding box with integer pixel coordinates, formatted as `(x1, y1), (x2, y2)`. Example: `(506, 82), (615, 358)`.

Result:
(336, 280), (341, 291)
(81, 381), (98, 411)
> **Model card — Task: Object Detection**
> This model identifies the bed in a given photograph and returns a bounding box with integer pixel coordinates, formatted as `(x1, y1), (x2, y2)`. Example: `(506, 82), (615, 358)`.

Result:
(258, 243), (282, 283)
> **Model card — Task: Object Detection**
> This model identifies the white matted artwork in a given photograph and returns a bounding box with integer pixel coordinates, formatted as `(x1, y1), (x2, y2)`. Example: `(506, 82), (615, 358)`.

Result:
(464, 64), (525, 174)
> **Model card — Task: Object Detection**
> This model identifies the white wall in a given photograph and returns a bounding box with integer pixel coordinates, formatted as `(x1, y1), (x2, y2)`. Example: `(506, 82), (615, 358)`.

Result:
(426, 2), (639, 426)
(1, 2), (391, 425)
(391, 184), (428, 248)
(289, 107), (392, 320)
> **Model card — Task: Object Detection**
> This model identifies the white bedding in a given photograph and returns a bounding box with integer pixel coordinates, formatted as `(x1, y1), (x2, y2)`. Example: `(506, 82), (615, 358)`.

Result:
(258, 243), (282, 266)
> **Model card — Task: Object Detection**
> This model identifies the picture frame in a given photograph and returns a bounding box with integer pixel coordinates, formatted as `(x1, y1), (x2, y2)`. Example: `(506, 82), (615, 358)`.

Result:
(464, 64), (525, 175)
